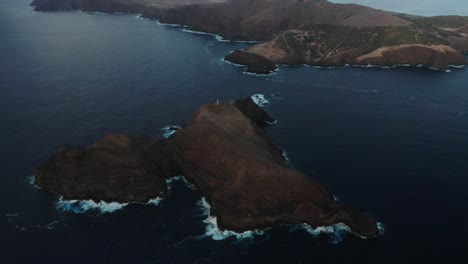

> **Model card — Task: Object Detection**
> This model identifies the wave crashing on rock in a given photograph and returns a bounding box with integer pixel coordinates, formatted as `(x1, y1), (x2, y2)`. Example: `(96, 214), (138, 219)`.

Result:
(197, 197), (264, 241)
(56, 197), (129, 214)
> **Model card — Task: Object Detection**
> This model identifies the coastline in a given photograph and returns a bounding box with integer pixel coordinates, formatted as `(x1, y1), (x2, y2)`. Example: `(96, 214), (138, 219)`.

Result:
(30, 1), (468, 73)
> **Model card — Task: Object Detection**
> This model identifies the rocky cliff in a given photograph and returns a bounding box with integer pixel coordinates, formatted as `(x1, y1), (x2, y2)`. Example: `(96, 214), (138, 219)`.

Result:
(35, 98), (380, 238)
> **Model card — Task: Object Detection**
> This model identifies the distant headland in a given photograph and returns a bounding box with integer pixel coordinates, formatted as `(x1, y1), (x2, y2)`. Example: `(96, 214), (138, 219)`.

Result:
(30, 0), (468, 73)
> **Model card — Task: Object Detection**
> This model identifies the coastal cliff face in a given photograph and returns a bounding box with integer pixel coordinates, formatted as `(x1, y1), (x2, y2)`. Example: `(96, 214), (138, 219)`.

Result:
(30, 0), (468, 72)
(35, 98), (379, 238)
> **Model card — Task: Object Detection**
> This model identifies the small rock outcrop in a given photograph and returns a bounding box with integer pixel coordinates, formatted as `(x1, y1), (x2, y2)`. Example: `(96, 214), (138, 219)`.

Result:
(225, 50), (277, 74)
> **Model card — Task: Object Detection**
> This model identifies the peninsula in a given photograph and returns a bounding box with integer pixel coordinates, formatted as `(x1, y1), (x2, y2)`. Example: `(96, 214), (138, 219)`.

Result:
(31, 0), (468, 73)
(35, 98), (380, 238)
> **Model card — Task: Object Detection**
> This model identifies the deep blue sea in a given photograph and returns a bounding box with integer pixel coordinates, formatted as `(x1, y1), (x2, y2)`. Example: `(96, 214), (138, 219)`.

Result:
(1, 0), (468, 263)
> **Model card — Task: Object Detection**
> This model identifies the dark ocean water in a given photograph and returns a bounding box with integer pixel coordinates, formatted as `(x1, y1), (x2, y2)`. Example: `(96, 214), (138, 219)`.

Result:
(1, 1), (468, 263)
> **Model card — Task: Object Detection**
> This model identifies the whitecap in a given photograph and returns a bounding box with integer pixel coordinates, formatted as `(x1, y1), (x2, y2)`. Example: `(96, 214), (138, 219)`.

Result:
(56, 196), (128, 214)
(297, 222), (352, 243)
(242, 67), (279, 77)
(250, 94), (269, 107)
(146, 197), (163, 206)
(221, 57), (279, 76)
(160, 126), (180, 138)
(28, 175), (40, 189)
(221, 57), (244, 67)
(296, 220), (385, 243)
(377, 222), (385, 235)
(197, 197), (262, 241)
(166, 175), (196, 190)
(281, 150), (290, 166)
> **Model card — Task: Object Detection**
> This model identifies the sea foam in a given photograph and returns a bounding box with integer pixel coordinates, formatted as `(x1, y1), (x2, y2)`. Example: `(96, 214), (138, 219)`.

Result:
(54, 175), (197, 214)
(56, 194), (165, 213)
(160, 126), (180, 138)
(27, 175), (40, 189)
(197, 197), (263, 241)
(377, 222), (386, 235)
(250, 94), (269, 107)
(281, 150), (290, 166)
(56, 197), (129, 214)
(166, 175), (196, 190)
(146, 197), (163, 206)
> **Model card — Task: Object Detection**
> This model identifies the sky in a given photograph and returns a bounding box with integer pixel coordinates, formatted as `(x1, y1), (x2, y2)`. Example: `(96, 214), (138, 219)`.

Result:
(329, 0), (468, 16)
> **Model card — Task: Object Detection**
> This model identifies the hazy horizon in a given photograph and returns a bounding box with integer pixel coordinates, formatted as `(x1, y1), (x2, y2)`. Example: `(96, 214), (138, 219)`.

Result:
(329, 0), (468, 16)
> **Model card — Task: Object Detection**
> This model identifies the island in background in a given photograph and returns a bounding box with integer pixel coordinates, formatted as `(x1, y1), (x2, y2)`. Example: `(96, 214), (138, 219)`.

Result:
(30, 0), (468, 73)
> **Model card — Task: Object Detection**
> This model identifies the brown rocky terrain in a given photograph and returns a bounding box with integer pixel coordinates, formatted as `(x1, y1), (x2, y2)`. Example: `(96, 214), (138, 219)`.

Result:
(30, 0), (468, 73)
(35, 134), (171, 202)
(234, 25), (467, 73)
(35, 98), (380, 238)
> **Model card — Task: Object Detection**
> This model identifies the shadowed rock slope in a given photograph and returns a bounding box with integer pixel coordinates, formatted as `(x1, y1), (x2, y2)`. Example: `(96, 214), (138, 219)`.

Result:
(35, 98), (379, 238)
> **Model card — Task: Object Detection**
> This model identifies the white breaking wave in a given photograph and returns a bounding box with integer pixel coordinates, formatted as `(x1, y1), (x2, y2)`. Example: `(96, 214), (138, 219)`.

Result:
(377, 222), (386, 235)
(146, 197), (163, 206)
(166, 175), (196, 190)
(197, 197), (264, 241)
(221, 58), (280, 76)
(243, 68), (279, 77)
(155, 21), (258, 43)
(160, 126), (181, 138)
(56, 193), (164, 214)
(221, 57), (244, 67)
(296, 223), (352, 244)
(449, 65), (466, 69)
(51, 176), (197, 215)
(295, 220), (386, 243)
(281, 150), (290, 166)
(56, 197), (129, 214)
(27, 175), (40, 189)
(250, 94), (269, 107)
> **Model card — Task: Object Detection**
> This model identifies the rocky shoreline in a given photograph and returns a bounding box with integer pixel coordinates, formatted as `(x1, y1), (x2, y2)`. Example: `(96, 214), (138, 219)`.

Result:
(30, 0), (468, 74)
(35, 97), (380, 238)
(226, 44), (467, 74)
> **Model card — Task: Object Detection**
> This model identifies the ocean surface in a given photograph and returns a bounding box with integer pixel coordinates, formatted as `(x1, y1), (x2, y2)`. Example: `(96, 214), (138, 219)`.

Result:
(1, 0), (468, 263)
